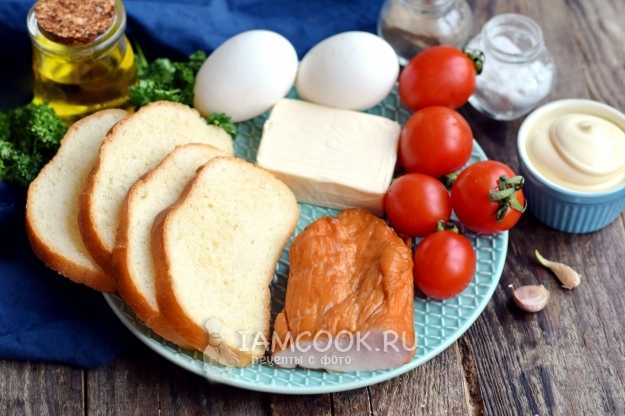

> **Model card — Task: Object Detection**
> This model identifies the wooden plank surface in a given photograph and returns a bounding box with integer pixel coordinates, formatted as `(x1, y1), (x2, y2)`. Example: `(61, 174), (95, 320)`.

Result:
(462, 1), (625, 415)
(86, 346), (267, 416)
(367, 345), (472, 416)
(2, 1), (625, 415)
(0, 361), (83, 416)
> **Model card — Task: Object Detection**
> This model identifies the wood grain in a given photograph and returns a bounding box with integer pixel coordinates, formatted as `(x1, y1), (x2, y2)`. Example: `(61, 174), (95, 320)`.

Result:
(269, 345), (471, 416)
(86, 347), (267, 416)
(0, 361), (83, 416)
(368, 345), (471, 416)
(332, 388), (373, 416)
(462, 1), (625, 415)
(270, 394), (332, 416)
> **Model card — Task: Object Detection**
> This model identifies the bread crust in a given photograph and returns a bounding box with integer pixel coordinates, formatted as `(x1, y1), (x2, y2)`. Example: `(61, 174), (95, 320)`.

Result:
(114, 219), (190, 346)
(113, 144), (222, 347)
(152, 157), (299, 366)
(115, 215), (190, 346)
(78, 108), (138, 277)
(25, 213), (115, 292)
(79, 101), (233, 281)
(26, 109), (126, 292)
(152, 209), (210, 350)
(112, 186), (158, 321)
(78, 158), (116, 275)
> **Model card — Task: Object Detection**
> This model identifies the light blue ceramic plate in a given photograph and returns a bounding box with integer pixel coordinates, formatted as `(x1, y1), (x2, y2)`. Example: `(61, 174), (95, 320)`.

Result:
(104, 89), (508, 395)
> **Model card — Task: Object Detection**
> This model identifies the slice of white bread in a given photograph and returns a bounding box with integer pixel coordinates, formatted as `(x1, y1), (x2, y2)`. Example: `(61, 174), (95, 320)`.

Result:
(113, 144), (225, 344)
(79, 101), (234, 282)
(26, 109), (127, 292)
(152, 157), (299, 366)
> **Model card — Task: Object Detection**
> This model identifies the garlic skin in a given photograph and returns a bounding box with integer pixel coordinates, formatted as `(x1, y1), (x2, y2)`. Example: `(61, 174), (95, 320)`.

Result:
(534, 250), (581, 289)
(513, 285), (550, 313)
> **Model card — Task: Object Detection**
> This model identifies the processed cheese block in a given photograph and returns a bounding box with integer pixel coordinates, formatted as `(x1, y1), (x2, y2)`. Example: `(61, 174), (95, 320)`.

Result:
(256, 99), (400, 215)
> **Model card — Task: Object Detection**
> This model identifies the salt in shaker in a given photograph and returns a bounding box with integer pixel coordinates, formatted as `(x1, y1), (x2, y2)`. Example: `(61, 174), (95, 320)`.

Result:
(467, 14), (556, 120)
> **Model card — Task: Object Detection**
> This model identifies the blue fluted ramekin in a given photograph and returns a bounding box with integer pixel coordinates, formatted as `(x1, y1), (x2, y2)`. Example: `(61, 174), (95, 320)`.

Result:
(518, 99), (625, 234)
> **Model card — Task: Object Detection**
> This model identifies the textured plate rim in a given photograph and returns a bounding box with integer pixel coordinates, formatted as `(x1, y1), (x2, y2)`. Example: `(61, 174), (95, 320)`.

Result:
(104, 237), (506, 395)
(103, 138), (508, 395)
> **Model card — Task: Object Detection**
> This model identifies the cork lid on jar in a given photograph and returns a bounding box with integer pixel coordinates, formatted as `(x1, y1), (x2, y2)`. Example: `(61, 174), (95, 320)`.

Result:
(34, 0), (116, 45)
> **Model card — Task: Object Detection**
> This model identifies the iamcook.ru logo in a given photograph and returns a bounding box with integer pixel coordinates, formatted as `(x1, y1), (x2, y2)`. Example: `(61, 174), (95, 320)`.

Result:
(200, 321), (415, 369)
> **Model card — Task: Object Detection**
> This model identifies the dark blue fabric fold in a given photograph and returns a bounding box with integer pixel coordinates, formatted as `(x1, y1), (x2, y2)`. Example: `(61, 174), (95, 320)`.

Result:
(0, 0), (383, 367)
(0, 182), (136, 367)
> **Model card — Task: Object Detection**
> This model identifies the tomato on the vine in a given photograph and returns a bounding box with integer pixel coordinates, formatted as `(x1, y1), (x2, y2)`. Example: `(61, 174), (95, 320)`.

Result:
(399, 106), (473, 177)
(413, 224), (476, 300)
(384, 173), (451, 237)
(399, 45), (483, 111)
(451, 161), (526, 234)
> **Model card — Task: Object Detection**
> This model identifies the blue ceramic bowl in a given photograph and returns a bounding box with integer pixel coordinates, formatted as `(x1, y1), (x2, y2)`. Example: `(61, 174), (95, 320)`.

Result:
(518, 99), (625, 234)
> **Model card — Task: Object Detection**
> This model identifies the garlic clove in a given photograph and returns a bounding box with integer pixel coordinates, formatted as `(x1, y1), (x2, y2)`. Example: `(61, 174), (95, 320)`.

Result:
(534, 250), (581, 290)
(513, 285), (550, 313)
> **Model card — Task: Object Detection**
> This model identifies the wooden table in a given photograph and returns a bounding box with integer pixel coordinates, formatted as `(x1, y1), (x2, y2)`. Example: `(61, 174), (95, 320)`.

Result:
(2, 1), (625, 415)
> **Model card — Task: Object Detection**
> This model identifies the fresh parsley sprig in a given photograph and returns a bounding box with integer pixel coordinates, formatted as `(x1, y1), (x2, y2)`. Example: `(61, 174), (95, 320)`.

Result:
(205, 112), (237, 137)
(129, 44), (236, 137)
(0, 104), (66, 186)
(129, 43), (207, 107)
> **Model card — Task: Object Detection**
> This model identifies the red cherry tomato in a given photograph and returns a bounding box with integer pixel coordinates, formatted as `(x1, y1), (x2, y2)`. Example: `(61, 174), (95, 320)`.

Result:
(384, 173), (451, 237)
(414, 229), (476, 300)
(399, 46), (480, 111)
(399, 106), (473, 177)
(451, 161), (526, 234)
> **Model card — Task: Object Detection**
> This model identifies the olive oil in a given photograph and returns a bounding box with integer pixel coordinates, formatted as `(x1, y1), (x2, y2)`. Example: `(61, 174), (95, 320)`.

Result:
(28, 0), (136, 121)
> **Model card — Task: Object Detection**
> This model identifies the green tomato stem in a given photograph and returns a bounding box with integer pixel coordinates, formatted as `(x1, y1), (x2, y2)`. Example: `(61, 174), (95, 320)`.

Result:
(436, 220), (460, 234)
(489, 175), (527, 222)
(464, 49), (485, 75)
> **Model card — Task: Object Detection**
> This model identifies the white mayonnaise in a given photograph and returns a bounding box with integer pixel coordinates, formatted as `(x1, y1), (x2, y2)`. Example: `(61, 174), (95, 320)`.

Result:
(526, 111), (625, 192)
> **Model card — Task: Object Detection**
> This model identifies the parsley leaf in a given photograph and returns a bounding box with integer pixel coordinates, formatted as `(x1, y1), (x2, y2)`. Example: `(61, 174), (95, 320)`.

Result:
(0, 104), (67, 186)
(129, 45), (236, 137)
(129, 44), (207, 108)
(205, 113), (237, 137)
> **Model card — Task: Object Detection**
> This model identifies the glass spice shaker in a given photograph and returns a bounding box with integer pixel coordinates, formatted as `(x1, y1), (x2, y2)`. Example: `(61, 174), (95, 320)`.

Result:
(377, 0), (473, 65)
(467, 14), (556, 121)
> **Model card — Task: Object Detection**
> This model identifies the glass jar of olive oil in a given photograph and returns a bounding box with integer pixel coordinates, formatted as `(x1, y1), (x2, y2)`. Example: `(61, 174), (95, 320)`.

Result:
(27, 0), (136, 120)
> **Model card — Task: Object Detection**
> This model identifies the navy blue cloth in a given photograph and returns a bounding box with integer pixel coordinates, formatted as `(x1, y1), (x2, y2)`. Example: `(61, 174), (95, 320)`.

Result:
(0, 0), (383, 367)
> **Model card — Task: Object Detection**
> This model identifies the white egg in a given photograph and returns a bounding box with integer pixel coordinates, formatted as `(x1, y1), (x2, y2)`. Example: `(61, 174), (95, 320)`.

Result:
(194, 30), (298, 122)
(296, 31), (399, 110)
